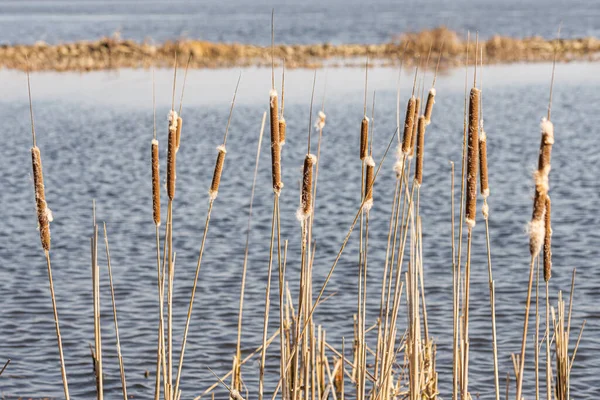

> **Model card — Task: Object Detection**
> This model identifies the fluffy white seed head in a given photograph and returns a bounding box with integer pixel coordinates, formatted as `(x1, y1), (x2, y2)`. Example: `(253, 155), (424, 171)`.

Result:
(365, 156), (375, 167)
(362, 198), (374, 212)
(528, 217), (546, 257)
(316, 111), (327, 130)
(217, 144), (227, 154)
(540, 118), (554, 143)
(168, 110), (178, 132)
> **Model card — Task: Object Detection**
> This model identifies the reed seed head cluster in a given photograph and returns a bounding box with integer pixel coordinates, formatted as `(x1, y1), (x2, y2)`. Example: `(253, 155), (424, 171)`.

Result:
(32, 146), (52, 251)
(151, 139), (161, 225)
(465, 87), (480, 230)
(401, 96), (416, 155)
(167, 110), (179, 200)
(209, 145), (227, 200)
(529, 118), (554, 257)
(270, 89), (283, 193)
(360, 116), (369, 160)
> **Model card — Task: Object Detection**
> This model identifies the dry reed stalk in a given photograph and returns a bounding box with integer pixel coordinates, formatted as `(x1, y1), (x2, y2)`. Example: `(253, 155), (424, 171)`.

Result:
(103, 223), (128, 400)
(454, 32), (470, 400)
(91, 208), (103, 400)
(279, 59), (287, 145)
(517, 118), (555, 400)
(233, 112), (266, 395)
(462, 45), (480, 396)
(173, 76), (241, 398)
(414, 116), (426, 186)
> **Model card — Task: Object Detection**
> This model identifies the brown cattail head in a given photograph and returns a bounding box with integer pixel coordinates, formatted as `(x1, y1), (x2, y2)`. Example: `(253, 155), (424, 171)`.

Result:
(32, 146), (52, 251)
(529, 118), (554, 257)
(167, 110), (178, 200)
(401, 96), (416, 155)
(209, 145), (227, 200)
(544, 195), (552, 282)
(424, 88), (436, 126)
(363, 156), (375, 211)
(414, 116), (426, 186)
(175, 116), (183, 151)
(479, 121), (489, 199)
(279, 118), (286, 146)
(465, 87), (480, 230)
(408, 97), (421, 158)
(151, 139), (161, 225)
(298, 154), (316, 219)
(360, 116), (369, 160)
(270, 90), (283, 193)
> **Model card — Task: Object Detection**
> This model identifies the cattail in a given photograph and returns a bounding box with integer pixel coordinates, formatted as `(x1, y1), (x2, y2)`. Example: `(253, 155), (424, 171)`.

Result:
(529, 119), (554, 257)
(32, 146), (52, 251)
(465, 87), (480, 229)
(363, 156), (375, 211)
(401, 96), (416, 155)
(298, 154), (317, 219)
(151, 139), (161, 225)
(360, 116), (369, 160)
(270, 90), (283, 192)
(167, 110), (178, 200)
(543, 195), (552, 282)
(424, 88), (436, 125)
(279, 118), (286, 145)
(209, 145), (227, 200)
(408, 97), (421, 158)
(176, 116), (183, 151)
(479, 121), (489, 199)
(414, 116), (426, 186)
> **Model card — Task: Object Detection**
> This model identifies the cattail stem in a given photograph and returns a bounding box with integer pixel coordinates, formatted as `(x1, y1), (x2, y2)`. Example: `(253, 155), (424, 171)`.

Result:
(516, 256), (536, 400)
(103, 224), (128, 400)
(45, 251), (70, 400)
(465, 87), (480, 229)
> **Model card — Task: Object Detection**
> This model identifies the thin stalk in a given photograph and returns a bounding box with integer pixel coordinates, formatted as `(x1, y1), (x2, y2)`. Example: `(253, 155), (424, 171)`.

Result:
(103, 223), (128, 400)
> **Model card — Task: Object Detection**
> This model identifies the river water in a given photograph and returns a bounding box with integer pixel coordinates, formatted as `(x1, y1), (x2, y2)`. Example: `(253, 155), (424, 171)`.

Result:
(0, 62), (598, 398)
(0, 0), (597, 45)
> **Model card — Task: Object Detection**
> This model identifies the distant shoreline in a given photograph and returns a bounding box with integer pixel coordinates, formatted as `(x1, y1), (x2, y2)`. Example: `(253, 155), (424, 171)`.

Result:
(4, 27), (600, 72)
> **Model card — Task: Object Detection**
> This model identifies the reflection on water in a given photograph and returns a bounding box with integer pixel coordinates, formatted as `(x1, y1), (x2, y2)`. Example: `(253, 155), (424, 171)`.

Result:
(0, 63), (599, 398)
